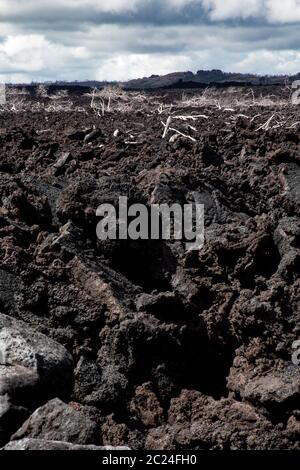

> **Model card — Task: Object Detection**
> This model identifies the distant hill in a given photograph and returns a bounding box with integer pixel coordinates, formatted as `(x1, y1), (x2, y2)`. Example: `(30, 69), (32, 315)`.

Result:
(123, 69), (300, 90)
(11, 70), (300, 90)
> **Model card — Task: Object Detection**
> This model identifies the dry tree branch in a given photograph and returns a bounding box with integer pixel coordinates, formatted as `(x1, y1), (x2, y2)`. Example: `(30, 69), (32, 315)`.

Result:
(288, 121), (300, 129)
(256, 114), (276, 131)
(173, 114), (209, 121)
(250, 114), (262, 122)
(168, 127), (196, 142)
(162, 116), (172, 138)
(162, 117), (197, 142)
(158, 103), (174, 115)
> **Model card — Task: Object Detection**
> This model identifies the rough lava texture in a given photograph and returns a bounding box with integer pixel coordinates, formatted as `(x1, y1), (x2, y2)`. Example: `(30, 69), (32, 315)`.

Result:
(0, 86), (299, 450)
(2, 439), (130, 451)
(11, 398), (98, 445)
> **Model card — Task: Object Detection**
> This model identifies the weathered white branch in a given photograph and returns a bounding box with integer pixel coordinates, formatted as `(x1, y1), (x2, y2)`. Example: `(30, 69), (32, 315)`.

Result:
(256, 114), (276, 131)
(162, 116), (172, 138)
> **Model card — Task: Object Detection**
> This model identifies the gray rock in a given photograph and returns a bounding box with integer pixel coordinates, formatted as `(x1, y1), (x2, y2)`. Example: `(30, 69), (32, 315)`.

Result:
(54, 152), (71, 169)
(274, 216), (300, 257)
(281, 163), (300, 205)
(228, 360), (300, 406)
(12, 398), (98, 445)
(0, 365), (38, 401)
(2, 438), (130, 450)
(242, 364), (300, 405)
(84, 129), (101, 144)
(0, 313), (74, 403)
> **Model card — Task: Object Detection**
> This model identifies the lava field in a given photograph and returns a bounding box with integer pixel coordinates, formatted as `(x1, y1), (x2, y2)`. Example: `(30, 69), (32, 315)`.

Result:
(0, 85), (299, 450)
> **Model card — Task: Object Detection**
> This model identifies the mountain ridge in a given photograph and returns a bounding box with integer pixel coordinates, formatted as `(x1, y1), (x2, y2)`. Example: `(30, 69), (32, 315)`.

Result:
(10, 69), (300, 90)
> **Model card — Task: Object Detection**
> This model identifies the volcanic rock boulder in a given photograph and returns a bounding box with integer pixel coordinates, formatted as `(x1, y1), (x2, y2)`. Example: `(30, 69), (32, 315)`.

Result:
(11, 398), (98, 445)
(0, 313), (74, 444)
(280, 163), (300, 211)
(0, 313), (74, 405)
(228, 358), (300, 409)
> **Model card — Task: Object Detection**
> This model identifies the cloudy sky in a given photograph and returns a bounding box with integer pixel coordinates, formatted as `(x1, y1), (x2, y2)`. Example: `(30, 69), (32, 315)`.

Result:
(0, 0), (300, 82)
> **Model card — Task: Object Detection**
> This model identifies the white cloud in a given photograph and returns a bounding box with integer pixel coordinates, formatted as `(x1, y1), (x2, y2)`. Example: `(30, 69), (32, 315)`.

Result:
(0, 0), (300, 24)
(167, 0), (200, 8)
(202, 0), (263, 20)
(202, 0), (300, 23)
(266, 0), (300, 23)
(0, 0), (140, 15)
(96, 53), (196, 81)
(0, 34), (90, 81)
(235, 49), (300, 74)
